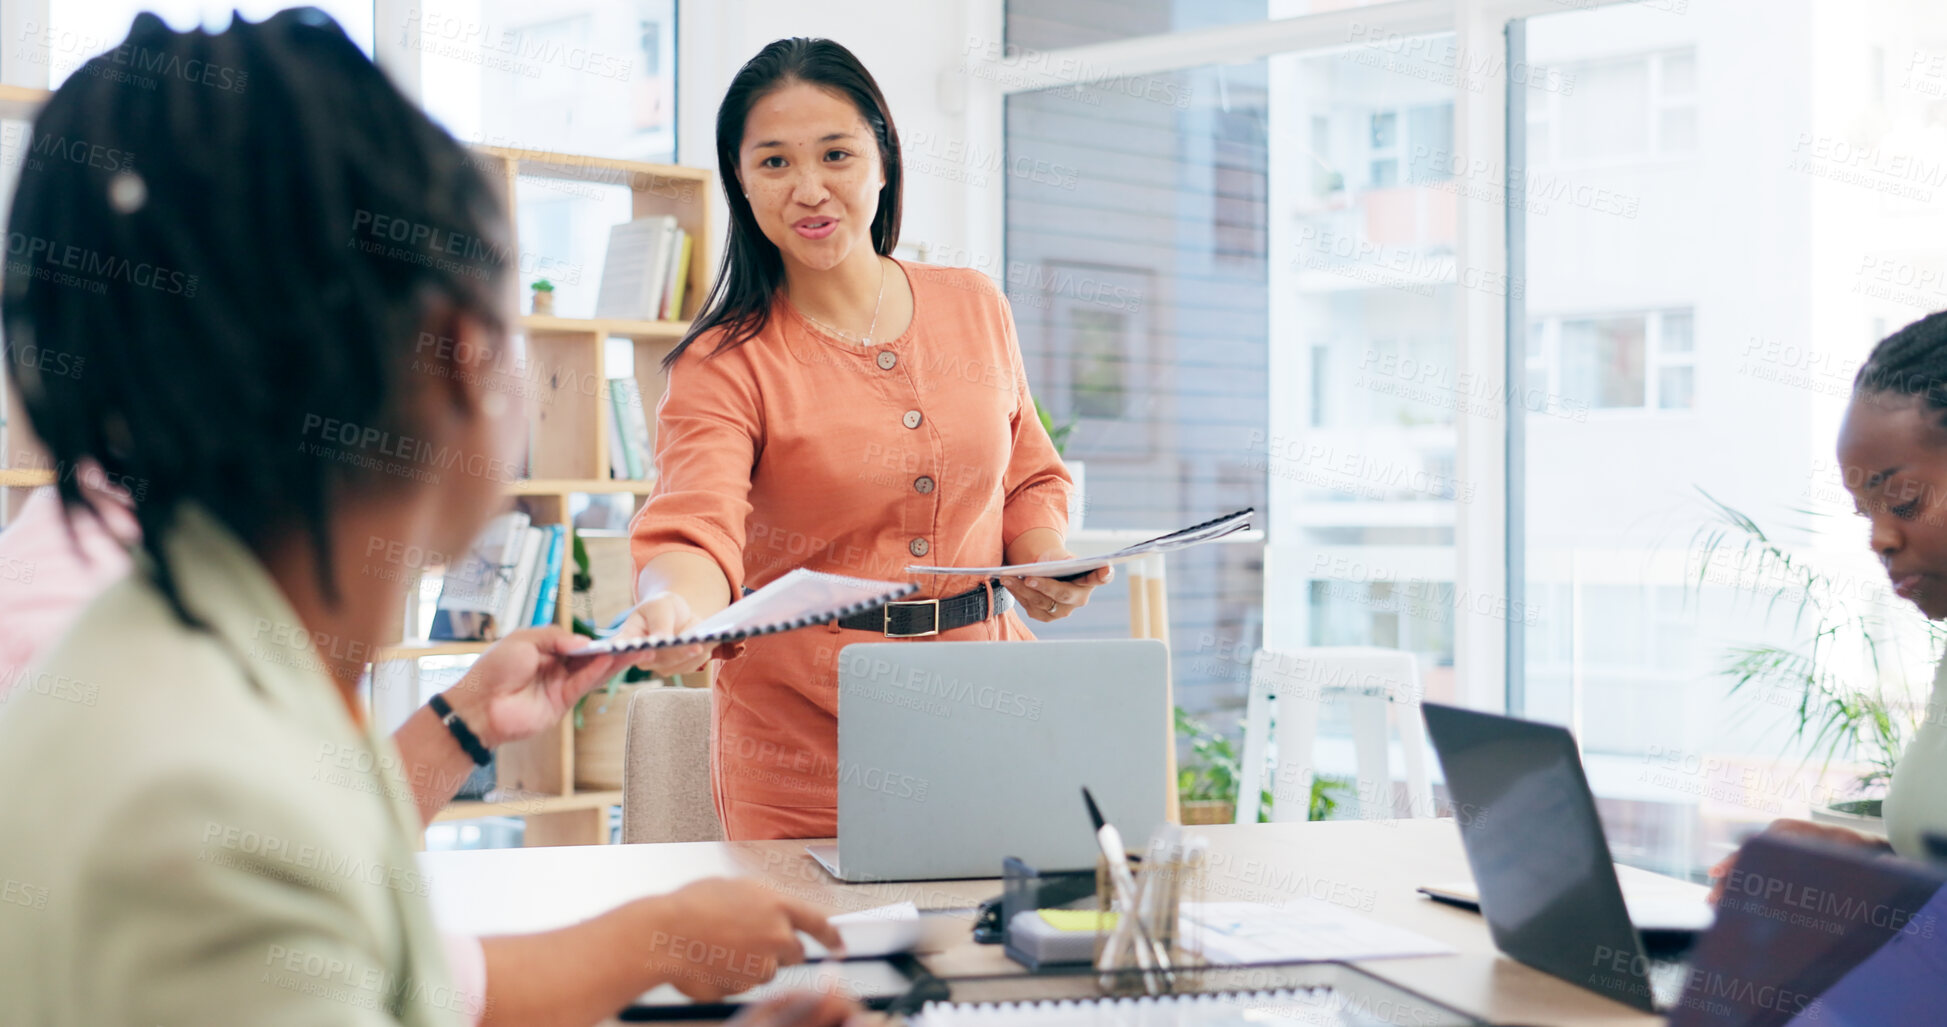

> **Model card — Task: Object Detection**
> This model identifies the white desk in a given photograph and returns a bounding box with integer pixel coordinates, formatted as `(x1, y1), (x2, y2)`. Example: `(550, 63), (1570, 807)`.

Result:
(422, 819), (1667, 1027)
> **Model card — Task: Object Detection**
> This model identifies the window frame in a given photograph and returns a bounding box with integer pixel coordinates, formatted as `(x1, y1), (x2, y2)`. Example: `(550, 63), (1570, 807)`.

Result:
(1526, 46), (1699, 170)
(1528, 307), (1698, 415)
(970, 0), (1633, 714)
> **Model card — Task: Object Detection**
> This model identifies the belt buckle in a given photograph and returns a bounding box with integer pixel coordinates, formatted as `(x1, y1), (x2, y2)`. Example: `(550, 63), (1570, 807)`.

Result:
(883, 598), (941, 638)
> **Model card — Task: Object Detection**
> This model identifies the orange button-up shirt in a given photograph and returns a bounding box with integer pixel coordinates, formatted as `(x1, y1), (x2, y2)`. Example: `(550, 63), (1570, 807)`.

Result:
(630, 261), (1072, 840)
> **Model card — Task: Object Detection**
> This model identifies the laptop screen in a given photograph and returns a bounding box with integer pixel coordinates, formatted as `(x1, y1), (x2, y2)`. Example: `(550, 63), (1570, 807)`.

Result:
(1668, 833), (1947, 1027)
(1420, 703), (1654, 1012)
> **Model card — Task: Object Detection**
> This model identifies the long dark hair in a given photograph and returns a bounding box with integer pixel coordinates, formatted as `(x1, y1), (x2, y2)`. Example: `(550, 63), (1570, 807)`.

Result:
(663, 37), (902, 371)
(2, 9), (509, 625)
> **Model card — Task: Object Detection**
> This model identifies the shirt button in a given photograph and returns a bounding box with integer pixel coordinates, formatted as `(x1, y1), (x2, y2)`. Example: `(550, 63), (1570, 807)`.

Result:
(909, 537), (929, 557)
(915, 475), (935, 494)
(902, 410), (922, 429)
(877, 351), (898, 371)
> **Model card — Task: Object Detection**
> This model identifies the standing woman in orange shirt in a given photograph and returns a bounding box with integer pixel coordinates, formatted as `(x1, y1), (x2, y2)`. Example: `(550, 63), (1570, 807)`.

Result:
(622, 38), (1112, 841)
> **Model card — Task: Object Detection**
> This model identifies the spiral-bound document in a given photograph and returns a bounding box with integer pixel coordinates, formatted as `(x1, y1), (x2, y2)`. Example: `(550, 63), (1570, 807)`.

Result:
(565, 568), (917, 657)
(905, 508), (1254, 579)
(913, 988), (1466, 1027)
(903, 963), (1486, 1027)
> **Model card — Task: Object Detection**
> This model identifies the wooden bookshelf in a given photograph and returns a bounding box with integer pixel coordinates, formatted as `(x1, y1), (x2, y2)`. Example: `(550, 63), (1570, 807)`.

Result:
(435, 790), (625, 823)
(372, 640), (494, 662)
(372, 146), (715, 846)
(520, 314), (692, 341)
(507, 477), (659, 496)
(0, 85), (49, 120)
(0, 469), (52, 488)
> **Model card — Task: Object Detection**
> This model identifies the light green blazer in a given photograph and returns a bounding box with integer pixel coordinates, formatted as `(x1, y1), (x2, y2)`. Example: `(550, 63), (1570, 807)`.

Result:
(0, 506), (469, 1026)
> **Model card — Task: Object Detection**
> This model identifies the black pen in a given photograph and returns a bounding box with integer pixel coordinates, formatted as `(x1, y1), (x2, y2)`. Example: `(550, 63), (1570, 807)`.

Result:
(883, 974), (950, 1019)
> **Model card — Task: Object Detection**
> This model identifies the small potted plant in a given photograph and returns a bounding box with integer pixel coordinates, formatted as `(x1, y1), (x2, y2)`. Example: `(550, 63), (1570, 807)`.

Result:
(1175, 706), (1348, 824)
(530, 278), (555, 316)
(1034, 396), (1084, 530)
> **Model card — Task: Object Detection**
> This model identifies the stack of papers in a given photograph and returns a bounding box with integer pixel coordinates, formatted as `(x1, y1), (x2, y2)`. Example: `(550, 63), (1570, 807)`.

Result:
(1181, 900), (1453, 964)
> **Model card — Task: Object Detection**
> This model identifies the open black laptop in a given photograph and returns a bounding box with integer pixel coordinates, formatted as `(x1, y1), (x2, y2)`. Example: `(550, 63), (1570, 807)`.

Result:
(1421, 703), (1709, 1012)
(1668, 832), (1947, 1025)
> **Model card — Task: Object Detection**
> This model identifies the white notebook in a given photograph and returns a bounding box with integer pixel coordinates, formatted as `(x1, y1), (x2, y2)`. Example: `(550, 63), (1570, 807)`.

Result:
(915, 989), (1399, 1027)
(564, 568), (917, 657)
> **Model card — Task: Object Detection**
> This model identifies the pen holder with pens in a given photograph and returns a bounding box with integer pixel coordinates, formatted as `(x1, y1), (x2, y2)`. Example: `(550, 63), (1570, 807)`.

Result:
(1092, 827), (1209, 995)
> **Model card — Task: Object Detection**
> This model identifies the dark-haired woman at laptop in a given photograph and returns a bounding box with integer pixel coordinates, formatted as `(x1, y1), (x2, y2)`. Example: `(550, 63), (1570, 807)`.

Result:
(1713, 311), (1947, 897)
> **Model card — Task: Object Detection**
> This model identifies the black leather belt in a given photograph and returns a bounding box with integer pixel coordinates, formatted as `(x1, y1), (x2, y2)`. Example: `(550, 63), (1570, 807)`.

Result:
(836, 579), (1012, 638)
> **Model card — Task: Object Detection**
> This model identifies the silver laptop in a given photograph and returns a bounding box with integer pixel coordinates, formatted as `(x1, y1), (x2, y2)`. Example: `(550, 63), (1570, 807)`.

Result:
(808, 639), (1169, 882)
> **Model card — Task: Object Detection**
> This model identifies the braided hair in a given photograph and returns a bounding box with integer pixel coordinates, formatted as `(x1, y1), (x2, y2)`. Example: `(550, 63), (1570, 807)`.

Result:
(1854, 310), (1947, 422)
(2, 9), (510, 626)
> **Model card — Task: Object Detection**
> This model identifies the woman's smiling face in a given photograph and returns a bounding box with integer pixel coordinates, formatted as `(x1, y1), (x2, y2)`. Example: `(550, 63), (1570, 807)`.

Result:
(1836, 390), (1947, 619)
(737, 80), (885, 274)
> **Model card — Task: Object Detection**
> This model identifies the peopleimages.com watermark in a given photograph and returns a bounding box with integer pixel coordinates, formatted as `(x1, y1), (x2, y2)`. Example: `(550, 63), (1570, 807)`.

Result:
(1352, 349), (1588, 423)
(297, 413), (523, 487)
(261, 943), (483, 1018)
(1787, 132), (1947, 203)
(16, 21), (250, 93)
(1, 879), (49, 911)
(0, 122), (135, 176)
(5, 232), (198, 299)
(959, 35), (1191, 109)
(1345, 25), (1576, 95)
(399, 8), (632, 82)
(1244, 431), (1477, 503)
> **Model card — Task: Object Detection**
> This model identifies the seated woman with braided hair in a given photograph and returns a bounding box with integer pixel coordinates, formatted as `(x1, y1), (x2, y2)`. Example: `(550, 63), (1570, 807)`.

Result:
(1710, 309), (1947, 898)
(0, 11), (856, 1027)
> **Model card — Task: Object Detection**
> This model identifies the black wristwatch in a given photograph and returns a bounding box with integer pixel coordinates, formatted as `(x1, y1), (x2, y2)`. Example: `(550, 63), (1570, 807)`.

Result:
(428, 692), (493, 767)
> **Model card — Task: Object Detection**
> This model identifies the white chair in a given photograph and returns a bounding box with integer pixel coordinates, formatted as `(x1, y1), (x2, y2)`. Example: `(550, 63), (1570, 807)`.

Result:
(1234, 646), (1434, 824)
(620, 685), (724, 844)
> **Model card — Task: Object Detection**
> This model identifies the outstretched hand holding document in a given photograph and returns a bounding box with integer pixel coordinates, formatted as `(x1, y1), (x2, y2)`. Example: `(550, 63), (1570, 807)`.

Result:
(905, 508), (1254, 580)
(565, 568), (917, 657)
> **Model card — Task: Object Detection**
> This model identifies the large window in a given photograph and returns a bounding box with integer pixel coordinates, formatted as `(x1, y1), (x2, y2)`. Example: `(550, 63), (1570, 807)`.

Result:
(999, 7), (1468, 787)
(991, 0), (1947, 868)
(1516, 0), (1947, 877)
(1001, 52), (1269, 717)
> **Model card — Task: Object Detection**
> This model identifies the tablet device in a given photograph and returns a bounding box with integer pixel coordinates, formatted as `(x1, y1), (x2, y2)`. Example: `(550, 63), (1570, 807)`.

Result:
(620, 956), (924, 1021)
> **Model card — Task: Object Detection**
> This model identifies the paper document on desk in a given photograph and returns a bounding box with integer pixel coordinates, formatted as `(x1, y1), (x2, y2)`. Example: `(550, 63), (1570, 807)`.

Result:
(1182, 900), (1454, 964)
(826, 901), (923, 957)
(905, 508), (1253, 579)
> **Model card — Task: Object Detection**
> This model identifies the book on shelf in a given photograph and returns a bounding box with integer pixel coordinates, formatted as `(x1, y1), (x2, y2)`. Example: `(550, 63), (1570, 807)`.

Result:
(595, 215), (684, 322)
(430, 510), (530, 641)
(606, 388), (631, 480)
(503, 526), (545, 636)
(608, 378), (653, 480)
(529, 524), (566, 628)
(426, 518), (567, 644)
(660, 230), (693, 320)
